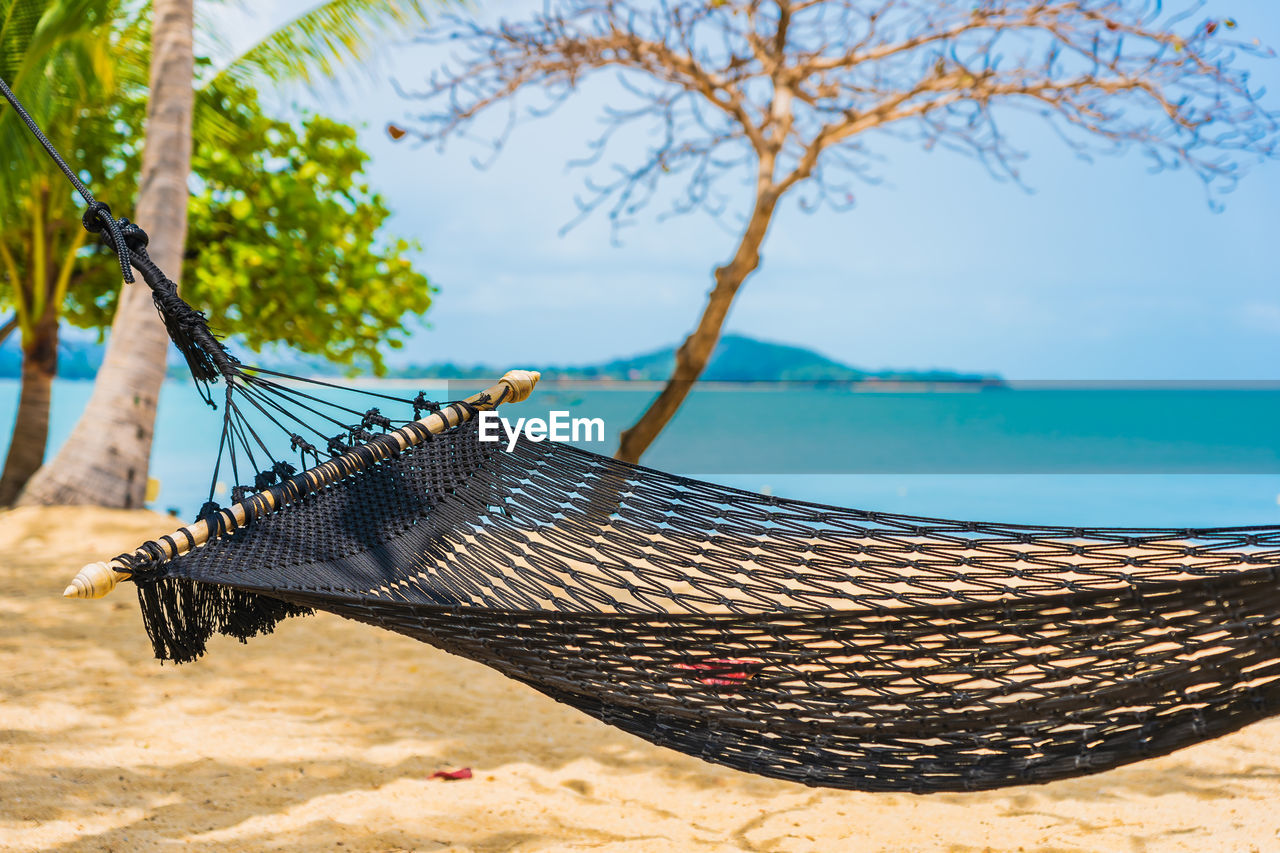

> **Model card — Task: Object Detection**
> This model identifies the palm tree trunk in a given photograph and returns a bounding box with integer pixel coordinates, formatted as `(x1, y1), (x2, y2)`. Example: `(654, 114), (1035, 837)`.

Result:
(0, 308), (58, 505)
(0, 316), (18, 347)
(18, 0), (193, 508)
(615, 188), (779, 464)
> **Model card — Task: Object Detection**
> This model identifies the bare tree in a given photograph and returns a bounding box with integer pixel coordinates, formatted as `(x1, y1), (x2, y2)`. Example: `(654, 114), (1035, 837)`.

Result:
(403, 0), (1278, 462)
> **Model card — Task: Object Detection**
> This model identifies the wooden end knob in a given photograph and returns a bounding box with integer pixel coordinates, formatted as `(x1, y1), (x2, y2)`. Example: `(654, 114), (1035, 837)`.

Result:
(64, 561), (129, 599)
(499, 370), (541, 402)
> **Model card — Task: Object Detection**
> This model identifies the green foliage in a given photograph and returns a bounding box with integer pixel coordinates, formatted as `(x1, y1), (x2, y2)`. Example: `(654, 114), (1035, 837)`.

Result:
(0, 0), (131, 203)
(203, 0), (442, 90)
(4, 1), (439, 373)
(0, 0), (440, 502)
(0, 0), (145, 339)
(66, 81), (432, 373)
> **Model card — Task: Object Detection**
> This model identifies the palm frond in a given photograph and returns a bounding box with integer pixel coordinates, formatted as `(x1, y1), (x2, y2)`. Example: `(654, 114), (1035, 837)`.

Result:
(0, 0), (144, 207)
(207, 0), (450, 90)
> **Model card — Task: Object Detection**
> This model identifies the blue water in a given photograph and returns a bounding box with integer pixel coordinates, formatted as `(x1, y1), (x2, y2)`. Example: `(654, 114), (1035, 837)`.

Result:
(4, 378), (1280, 528)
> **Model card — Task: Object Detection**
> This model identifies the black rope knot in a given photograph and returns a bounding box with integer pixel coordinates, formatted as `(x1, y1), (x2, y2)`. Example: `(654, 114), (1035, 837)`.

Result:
(120, 219), (149, 250)
(81, 201), (136, 283)
(361, 408), (392, 431)
(249, 461), (297, 491)
(289, 433), (318, 457)
(79, 200), (110, 233)
(412, 392), (441, 418)
(131, 539), (170, 570)
(126, 247), (242, 389)
(196, 501), (230, 538)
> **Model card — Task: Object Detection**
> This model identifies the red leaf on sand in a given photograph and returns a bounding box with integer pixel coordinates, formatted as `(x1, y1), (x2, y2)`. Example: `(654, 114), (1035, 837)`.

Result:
(674, 658), (760, 687)
(431, 767), (473, 781)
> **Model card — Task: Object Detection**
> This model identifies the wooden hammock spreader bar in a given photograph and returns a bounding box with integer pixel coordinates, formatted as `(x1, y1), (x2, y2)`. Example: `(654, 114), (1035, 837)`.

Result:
(64, 369), (541, 600)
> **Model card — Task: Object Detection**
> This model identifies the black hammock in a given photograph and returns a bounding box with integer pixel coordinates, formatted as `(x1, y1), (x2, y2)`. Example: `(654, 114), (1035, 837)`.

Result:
(7, 76), (1280, 796)
(86, 411), (1280, 794)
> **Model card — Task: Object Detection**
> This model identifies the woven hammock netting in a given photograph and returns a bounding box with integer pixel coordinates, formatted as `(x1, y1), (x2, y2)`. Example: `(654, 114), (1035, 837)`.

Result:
(128, 415), (1280, 794)
(7, 64), (1278, 797)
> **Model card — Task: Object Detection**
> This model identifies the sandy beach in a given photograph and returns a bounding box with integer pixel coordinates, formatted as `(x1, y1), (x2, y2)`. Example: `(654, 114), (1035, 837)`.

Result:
(3, 506), (1280, 852)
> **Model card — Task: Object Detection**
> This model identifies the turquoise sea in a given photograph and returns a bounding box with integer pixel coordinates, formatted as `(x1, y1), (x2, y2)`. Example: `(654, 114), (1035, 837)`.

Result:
(4, 378), (1280, 529)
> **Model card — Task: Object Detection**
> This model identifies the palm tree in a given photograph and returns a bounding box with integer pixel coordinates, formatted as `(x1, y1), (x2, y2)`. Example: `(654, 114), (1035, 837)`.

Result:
(0, 0), (143, 504)
(18, 0), (441, 508)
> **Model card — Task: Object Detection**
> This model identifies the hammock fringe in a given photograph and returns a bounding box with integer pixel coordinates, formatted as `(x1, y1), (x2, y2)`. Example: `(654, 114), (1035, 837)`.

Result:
(129, 244), (241, 387)
(135, 575), (312, 664)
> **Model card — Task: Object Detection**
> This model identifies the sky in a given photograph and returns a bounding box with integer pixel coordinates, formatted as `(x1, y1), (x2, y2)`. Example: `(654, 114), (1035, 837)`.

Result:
(204, 0), (1280, 380)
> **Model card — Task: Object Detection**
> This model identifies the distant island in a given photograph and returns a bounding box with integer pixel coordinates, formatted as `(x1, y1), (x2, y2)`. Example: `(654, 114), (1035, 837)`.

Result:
(389, 335), (1002, 384)
(0, 332), (1001, 385)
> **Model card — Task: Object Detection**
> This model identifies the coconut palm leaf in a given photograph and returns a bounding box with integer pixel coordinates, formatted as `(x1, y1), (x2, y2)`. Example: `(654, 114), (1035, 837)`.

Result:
(0, 0), (142, 208)
(205, 0), (449, 90)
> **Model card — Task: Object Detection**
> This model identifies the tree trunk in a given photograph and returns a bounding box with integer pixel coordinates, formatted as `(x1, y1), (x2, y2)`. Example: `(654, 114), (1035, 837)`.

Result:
(18, 0), (194, 508)
(0, 309), (58, 505)
(615, 189), (779, 464)
(0, 316), (18, 347)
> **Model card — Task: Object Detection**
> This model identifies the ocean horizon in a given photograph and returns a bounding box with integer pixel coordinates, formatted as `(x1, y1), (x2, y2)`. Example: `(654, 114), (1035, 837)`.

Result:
(4, 377), (1280, 529)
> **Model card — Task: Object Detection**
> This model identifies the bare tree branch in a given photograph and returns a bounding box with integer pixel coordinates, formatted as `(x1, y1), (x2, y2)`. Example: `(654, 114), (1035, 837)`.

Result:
(399, 0), (1279, 460)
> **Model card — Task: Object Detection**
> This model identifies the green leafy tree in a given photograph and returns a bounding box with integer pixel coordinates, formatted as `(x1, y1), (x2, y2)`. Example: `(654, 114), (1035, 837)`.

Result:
(0, 0), (145, 503)
(67, 84), (432, 372)
(9, 0), (440, 508)
(0, 0), (137, 201)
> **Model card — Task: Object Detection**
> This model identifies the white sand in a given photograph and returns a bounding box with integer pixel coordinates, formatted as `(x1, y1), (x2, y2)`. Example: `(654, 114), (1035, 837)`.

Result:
(2, 505), (1279, 852)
